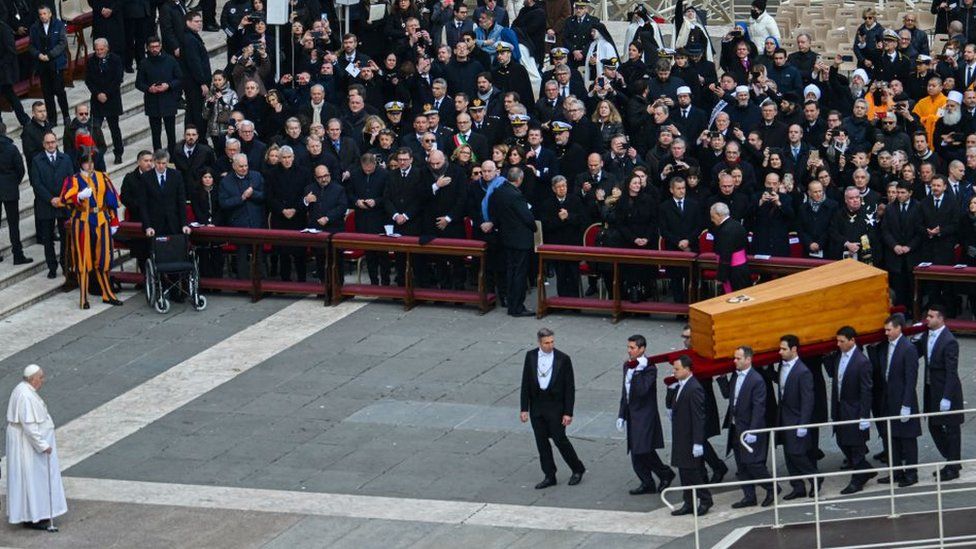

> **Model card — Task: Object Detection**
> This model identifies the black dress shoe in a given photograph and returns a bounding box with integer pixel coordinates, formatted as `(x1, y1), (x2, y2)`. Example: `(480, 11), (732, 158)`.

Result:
(671, 505), (693, 516)
(898, 476), (918, 488)
(942, 468), (960, 481)
(629, 483), (656, 495)
(204, 24), (221, 32)
(47, 270), (58, 279)
(124, 67), (135, 74)
(568, 470), (584, 486)
(761, 492), (775, 507)
(102, 298), (123, 306)
(509, 309), (535, 317)
(840, 483), (863, 495)
(657, 474), (674, 492)
(13, 255), (33, 265)
(697, 502), (712, 516)
(710, 465), (728, 484)
(114, 154), (123, 165)
(731, 498), (757, 509)
(23, 521), (49, 530)
(82, 300), (90, 310)
(783, 490), (806, 500)
(534, 477), (556, 489)
(878, 475), (903, 484)
(874, 451), (888, 463)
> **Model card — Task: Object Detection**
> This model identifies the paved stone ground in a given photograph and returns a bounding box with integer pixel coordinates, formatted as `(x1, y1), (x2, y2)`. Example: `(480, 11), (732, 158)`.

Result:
(3, 286), (976, 547)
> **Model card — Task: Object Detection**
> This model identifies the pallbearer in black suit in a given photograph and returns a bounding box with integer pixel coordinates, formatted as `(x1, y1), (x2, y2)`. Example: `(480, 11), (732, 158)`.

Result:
(775, 335), (818, 500)
(877, 313), (922, 488)
(831, 326), (877, 495)
(669, 355), (712, 516)
(617, 335), (675, 495)
(726, 346), (775, 508)
(519, 328), (586, 489)
(917, 305), (964, 481)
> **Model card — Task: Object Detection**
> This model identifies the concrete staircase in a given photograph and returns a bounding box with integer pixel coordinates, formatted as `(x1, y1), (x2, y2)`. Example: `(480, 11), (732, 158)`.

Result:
(0, 29), (230, 320)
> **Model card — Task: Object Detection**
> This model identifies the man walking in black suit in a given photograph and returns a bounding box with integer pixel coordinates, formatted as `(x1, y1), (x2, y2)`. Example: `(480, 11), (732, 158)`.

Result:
(489, 167), (537, 316)
(917, 305), (964, 480)
(878, 313), (922, 488)
(831, 326), (877, 494)
(618, 334), (675, 495)
(726, 345), (775, 508)
(519, 327), (585, 489)
(669, 354), (712, 516)
(140, 149), (190, 238)
(776, 335), (817, 500)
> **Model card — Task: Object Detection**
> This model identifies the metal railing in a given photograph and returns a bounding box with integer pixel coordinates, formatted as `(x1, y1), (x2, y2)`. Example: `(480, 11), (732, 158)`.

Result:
(659, 407), (976, 549)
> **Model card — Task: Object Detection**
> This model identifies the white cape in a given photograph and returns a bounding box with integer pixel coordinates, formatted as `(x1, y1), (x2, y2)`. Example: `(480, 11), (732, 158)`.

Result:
(5, 382), (67, 524)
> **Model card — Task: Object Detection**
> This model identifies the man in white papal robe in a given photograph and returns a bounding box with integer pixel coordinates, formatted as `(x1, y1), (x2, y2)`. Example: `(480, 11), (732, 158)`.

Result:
(5, 364), (67, 528)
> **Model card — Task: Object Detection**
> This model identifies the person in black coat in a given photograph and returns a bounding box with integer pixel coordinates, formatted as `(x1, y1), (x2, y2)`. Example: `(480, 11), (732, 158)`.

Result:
(173, 126), (216, 191)
(920, 176), (960, 312)
(347, 154), (390, 285)
(180, 13), (213, 132)
(120, 151), (154, 272)
(829, 326), (876, 494)
(540, 176), (586, 297)
(725, 346), (774, 508)
(797, 181), (837, 258)
(305, 163), (347, 280)
(85, 39), (125, 163)
(519, 328), (586, 489)
(490, 167), (537, 316)
(30, 131), (74, 276)
(122, 0), (153, 72)
(189, 167), (224, 278)
(491, 43), (534, 117)
(384, 148), (423, 285)
(28, 7), (70, 126)
(775, 335), (817, 499)
(916, 305), (964, 480)
(669, 355), (712, 516)
(88, 0), (125, 59)
(136, 37), (183, 154)
(877, 313), (922, 487)
(751, 173), (794, 257)
(659, 177), (700, 303)
(157, 0), (188, 57)
(266, 148), (310, 281)
(606, 177), (657, 302)
(0, 123), (29, 264)
(0, 20), (28, 126)
(880, 182), (923, 308)
(618, 335), (675, 495)
(420, 151), (468, 288)
(21, 103), (53, 181)
(140, 149), (189, 237)
(511, 0), (546, 64)
(710, 202), (751, 293)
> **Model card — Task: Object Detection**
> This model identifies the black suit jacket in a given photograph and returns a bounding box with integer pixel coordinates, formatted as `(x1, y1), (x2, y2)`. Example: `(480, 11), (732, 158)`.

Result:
(828, 348), (873, 446)
(30, 151), (73, 220)
(140, 168), (187, 234)
(179, 30), (212, 86)
(540, 193), (587, 245)
(775, 360), (815, 454)
(659, 197), (702, 251)
(671, 376), (706, 469)
(919, 193), (959, 264)
(421, 163), (468, 238)
(618, 362), (665, 453)
(490, 181), (536, 250)
(916, 328), (963, 425)
(173, 141), (216, 188)
(383, 166), (424, 236)
(880, 199), (923, 272)
(724, 368), (768, 463)
(878, 337), (922, 438)
(520, 348), (576, 417)
(157, 0), (188, 55)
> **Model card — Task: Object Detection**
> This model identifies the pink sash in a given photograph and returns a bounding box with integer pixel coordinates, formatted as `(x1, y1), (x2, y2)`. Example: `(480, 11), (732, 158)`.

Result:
(722, 281), (733, 294)
(730, 249), (747, 267)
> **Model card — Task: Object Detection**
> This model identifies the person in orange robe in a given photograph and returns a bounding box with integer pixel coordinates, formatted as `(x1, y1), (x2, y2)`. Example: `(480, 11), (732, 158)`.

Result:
(912, 77), (947, 148)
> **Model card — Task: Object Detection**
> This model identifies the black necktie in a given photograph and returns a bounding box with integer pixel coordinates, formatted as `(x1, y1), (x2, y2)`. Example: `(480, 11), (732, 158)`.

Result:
(901, 203), (907, 214)
(935, 197), (941, 209)
(677, 199), (683, 212)
(49, 154), (55, 164)
(682, 109), (689, 118)
(159, 173), (166, 188)
(969, 65), (973, 87)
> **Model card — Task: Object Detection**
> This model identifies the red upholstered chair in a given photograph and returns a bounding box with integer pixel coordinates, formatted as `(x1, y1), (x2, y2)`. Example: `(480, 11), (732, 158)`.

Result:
(788, 232), (803, 258)
(343, 210), (365, 282)
(579, 223), (606, 299)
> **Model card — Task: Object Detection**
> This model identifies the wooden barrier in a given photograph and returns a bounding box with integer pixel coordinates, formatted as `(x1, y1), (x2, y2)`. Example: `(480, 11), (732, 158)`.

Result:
(913, 264), (976, 333)
(108, 222), (332, 304)
(330, 232), (495, 312)
(535, 244), (696, 322)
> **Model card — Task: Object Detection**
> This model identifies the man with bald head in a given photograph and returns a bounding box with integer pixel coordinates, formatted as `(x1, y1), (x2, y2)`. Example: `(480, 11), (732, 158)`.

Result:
(420, 150), (469, 288)
(6, 365), (67, 529)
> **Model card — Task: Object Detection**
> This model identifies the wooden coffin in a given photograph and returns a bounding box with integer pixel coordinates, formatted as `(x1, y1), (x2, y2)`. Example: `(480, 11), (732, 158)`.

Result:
(689, 259), (890, 359)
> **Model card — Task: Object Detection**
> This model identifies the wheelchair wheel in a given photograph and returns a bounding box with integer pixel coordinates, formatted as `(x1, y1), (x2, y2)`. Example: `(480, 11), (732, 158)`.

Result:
(154, 297), (170, 314)
(193, 295), (207, 311)
(144, 261), (157, 306)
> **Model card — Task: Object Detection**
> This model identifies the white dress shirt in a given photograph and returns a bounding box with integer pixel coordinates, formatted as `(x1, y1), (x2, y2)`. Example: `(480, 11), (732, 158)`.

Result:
(837, 349), (853, 394)
(624, 356), (648, 400)
(537, 349), (554, 390)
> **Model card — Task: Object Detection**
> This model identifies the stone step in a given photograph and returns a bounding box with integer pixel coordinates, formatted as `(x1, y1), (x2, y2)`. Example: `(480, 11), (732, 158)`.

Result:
(0, 243), (48, 289)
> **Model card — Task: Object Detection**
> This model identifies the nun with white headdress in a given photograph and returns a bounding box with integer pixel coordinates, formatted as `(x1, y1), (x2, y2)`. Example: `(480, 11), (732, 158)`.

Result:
(585, 22), (620, 85)
(674, 6), (713, 62)
(5, 364), (67, 530)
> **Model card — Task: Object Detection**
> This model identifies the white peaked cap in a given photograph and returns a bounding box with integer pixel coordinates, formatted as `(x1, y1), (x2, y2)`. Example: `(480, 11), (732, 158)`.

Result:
(23, 364), (41, 378)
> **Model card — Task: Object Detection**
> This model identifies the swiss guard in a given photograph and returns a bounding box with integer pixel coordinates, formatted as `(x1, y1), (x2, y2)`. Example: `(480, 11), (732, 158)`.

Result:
(59, 132), (123, 309)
